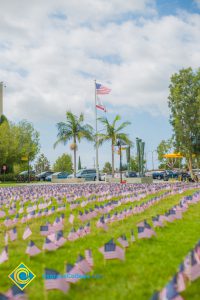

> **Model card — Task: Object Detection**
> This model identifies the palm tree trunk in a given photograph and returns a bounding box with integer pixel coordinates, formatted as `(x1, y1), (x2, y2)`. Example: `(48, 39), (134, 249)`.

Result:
(112, 143), (114, 177)
(73, 137), (77, 177)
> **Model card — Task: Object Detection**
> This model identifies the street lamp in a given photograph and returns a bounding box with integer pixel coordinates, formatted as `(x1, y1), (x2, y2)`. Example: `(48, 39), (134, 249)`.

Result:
(116, 139), (127, 184)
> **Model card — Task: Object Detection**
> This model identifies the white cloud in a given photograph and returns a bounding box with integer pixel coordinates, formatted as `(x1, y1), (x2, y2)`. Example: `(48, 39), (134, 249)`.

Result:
(194, 0), (200, 8)
(0, 0), (200, 125)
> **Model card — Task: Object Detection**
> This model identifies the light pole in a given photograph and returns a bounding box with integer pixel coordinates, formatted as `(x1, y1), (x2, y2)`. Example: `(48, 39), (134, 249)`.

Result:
(117, 140), (122, 183)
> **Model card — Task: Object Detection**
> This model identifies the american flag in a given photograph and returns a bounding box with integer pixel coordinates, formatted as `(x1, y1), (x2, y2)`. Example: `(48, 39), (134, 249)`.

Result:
(69, 214), (75, 224)
(130, 229), (135, 242)
(40, 225), (49, 236)
(22, 226), (32, 240)
(55, 231), (66, 247)
(4, 232), (8, 245)
(85, 249), (94, 267)
(117, 235), (129, 248)
(6, 285), (27, 300)
(99, 239), (125, 261)
(176, 272), (186, 292)
(43, 238), (58, 251)
(96, 82), (111, 95)
(45, 269), (69, 293)
(75, 254), (92, 273)
(65, 263), (84, 283)
(26, 240), (41, 256)
(0, 246), (8, 264)
(9, 227), (17, 241)
(159, 277), (184, 300)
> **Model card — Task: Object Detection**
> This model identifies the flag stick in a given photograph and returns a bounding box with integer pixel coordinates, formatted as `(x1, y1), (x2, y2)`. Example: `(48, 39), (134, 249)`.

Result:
(94, 80), (99, 182)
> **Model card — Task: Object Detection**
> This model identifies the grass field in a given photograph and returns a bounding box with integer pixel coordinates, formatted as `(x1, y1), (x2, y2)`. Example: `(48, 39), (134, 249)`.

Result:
(0, 185), (200, 300)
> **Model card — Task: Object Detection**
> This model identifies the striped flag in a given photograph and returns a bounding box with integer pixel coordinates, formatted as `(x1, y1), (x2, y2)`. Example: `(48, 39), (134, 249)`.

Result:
(5, 285), (27, 300)
(96, 97), (106, 112)
(9, 227), (17, 241)
(0, 246), (8, 264)
(45, 269), (69, 293)
(75, 255), (92, 273)
(26, 241), (41, 257)
(43, 238), (58, 251)
(117, 235), (129, 248)
(23, 226), (32, 240)
(85, 249), (94, 267)
(99, 239), (125, 261)
(65, 263), (84, 283)
(96, 83), (111, 95)
(69, 214), (74, 224)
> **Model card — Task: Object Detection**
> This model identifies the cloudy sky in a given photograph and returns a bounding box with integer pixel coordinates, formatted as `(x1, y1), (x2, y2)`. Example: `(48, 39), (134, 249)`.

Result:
(0, 0), (200, 170)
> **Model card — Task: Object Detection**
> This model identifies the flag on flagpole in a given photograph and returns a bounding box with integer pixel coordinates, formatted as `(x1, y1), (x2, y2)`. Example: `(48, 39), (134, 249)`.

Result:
(96, 83), (111, 95)
(96, 97), (106, 112)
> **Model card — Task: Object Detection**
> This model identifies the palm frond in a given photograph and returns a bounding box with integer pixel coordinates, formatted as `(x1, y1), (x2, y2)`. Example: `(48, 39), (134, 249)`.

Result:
(115, 121), (131, 133)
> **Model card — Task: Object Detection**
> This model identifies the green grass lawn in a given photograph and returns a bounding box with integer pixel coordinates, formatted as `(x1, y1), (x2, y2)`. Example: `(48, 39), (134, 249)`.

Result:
(0, 188), (200, 300)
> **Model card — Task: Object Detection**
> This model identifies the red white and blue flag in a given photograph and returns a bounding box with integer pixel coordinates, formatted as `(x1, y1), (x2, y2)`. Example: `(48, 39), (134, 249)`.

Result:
(96, 83), (111, 95)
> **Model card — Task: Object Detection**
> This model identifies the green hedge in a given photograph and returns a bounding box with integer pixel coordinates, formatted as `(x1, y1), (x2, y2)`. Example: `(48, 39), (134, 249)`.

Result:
(0, 173), (17, 182)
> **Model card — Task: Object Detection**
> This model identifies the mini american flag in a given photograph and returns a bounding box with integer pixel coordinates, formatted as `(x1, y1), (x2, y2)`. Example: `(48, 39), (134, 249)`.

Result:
(96, 83), (111, 95)
(99, 239), (125, 261)
(75, 254), (92, 273)
(4, 232), (8, 245)
(45, 269), (69, 293)
(40, 225), (49, 236)
(65, 263), (84, 283)
(0, 246), (8, 264)
(131, 229), (135, 242)
(26, 240), (41, 256)
(55, 231), (66, 247)
(9, 227), (17, 241)
(69, 214), (75, 224)
(43, 237), (58, 251)
(23, 226), (32, 240)
(5, 285), (27, 300)
(117, 235), (129, 248)
(85, 249), (94, 267)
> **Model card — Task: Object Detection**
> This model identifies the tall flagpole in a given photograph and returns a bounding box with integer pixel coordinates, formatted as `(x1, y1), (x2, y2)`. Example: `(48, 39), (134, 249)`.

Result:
(94, 79), (99, 182)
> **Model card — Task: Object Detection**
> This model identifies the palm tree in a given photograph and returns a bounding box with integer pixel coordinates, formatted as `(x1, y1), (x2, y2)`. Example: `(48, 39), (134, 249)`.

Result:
(54, 111), (93, 176)
(98, 115), (132, 177)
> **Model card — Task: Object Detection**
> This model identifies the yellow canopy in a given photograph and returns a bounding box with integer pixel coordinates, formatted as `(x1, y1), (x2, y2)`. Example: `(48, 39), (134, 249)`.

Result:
(163, 153), (183, 158)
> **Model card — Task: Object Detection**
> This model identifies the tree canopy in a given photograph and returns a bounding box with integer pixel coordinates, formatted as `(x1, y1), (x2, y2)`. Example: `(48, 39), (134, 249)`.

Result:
(168, 67), (200, 174)
(53, 153), (73, 173)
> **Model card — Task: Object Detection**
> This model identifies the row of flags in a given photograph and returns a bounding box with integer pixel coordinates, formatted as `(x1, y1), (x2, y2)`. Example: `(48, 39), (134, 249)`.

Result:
(44, 250), (94, 294)
(1, 191), (199, 263)
(151, 238), (200, 300)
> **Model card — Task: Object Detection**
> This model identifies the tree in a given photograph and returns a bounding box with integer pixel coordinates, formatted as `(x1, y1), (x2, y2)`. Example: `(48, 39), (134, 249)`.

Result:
(16, 120), (40, 163)
(168, 68), (200, 175)
(0, 119), (40, 173)
(54, 111), (93, 176)
(34, 154), (51, 173)
(102, 162), (112, 173)
(129, 156), (146, 172)
(53, 153), (73, 173)
(78, 156), (82, 170)
(98, 115), (132, 177)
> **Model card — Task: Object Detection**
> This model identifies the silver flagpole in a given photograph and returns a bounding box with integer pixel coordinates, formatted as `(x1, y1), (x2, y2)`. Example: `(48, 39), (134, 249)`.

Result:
(95, 80), (99, 182)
